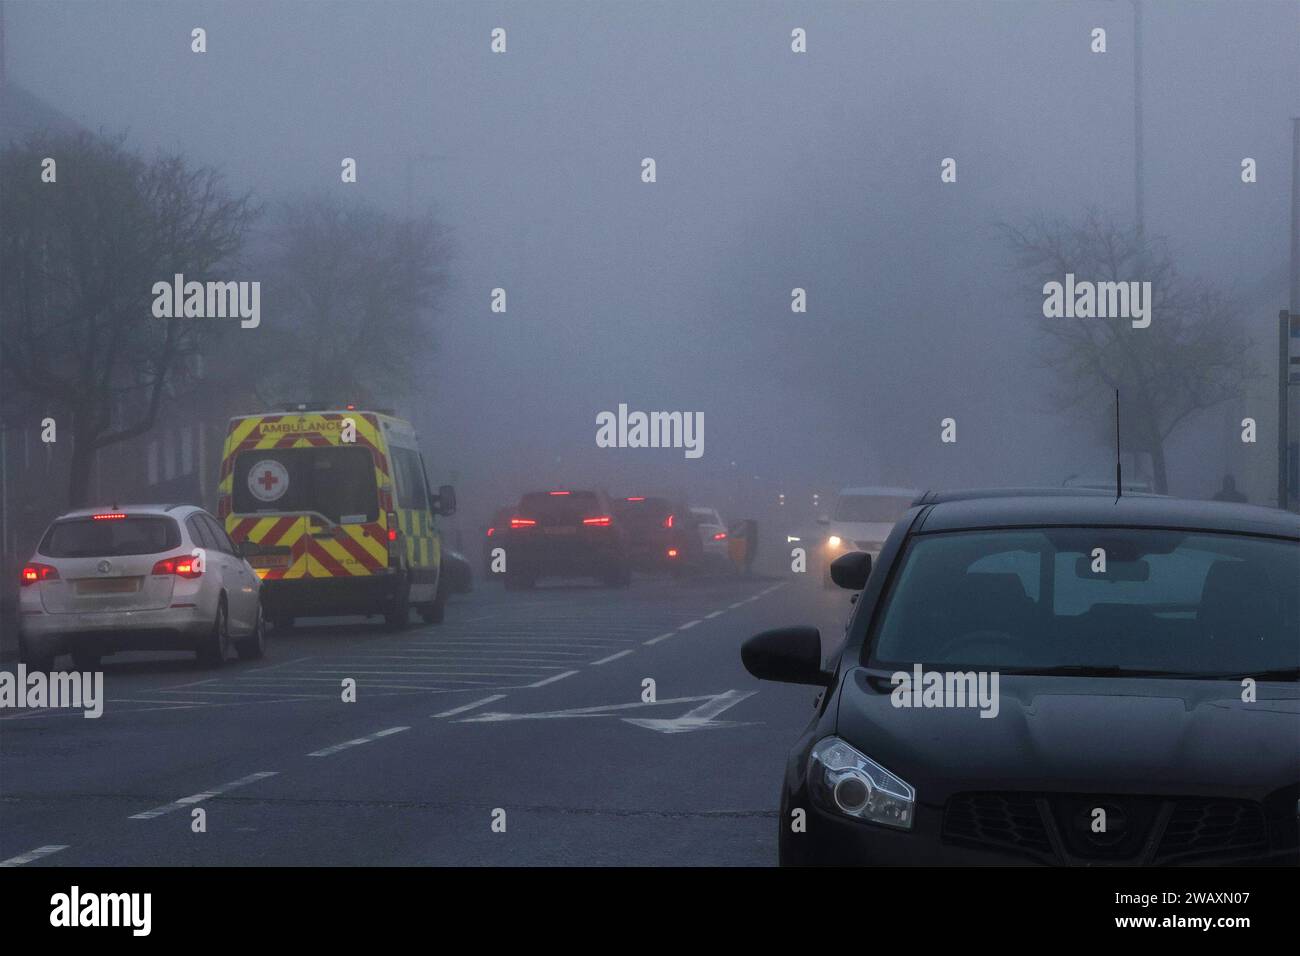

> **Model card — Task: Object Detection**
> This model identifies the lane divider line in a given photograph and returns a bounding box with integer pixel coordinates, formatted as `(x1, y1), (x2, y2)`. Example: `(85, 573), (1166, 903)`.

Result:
(677, 619), (702, 631)
(431, 694), (507, 718)
(528, 670), (579, 688)
(308, 727), (409, 758)
(591, 649), (634, 665)
(704, 610), (724, 620)
(0, 844), (69, 867)
(644, 632), (675, 645)
(129, 771), (280, 820)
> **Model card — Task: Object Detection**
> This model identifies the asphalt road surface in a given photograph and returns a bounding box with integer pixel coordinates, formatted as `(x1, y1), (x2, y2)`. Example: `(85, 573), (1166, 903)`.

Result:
(1, 572), (854, 866)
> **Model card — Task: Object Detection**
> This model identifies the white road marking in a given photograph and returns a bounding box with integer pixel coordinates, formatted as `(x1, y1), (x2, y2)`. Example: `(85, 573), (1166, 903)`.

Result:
(623, 689), (758, 734)
(704, 610), (724, 619)
(462, 691), (758, 734)
(308, 726), (409, 758)
(460, 695), (719, 722)
(431, 694), (507, 718)
(0, 844), (69, 867)
(644, 632), (676, 645)
(527, 670), (579, 688)
(677, 619), (702, 630)
(129, 771), (280, 820)
(591, 649), (634, 665)
(728, 601), (746, 609)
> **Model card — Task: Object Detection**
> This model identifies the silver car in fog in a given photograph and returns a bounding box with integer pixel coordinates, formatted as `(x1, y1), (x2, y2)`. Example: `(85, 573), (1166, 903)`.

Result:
(18, 505), (264, 670)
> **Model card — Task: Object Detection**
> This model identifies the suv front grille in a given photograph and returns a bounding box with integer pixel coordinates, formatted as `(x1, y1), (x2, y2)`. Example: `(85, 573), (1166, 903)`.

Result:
(942, 792), (1274, 865)
(943, 793), (1053, 859)
(1154, 799), (1267, 864)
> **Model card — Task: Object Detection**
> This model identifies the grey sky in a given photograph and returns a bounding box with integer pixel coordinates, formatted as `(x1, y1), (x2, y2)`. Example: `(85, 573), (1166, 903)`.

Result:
(8, 0), (1298, 518)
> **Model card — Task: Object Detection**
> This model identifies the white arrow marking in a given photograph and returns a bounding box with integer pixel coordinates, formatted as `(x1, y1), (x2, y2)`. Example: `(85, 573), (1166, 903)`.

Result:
(622, 689), (758, 734)
(460, 690), (758, 734)
(460, 695), (717, 723)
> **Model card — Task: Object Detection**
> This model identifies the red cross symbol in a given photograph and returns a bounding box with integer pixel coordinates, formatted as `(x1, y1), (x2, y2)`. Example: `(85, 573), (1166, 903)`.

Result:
(257, 469), (280, 491)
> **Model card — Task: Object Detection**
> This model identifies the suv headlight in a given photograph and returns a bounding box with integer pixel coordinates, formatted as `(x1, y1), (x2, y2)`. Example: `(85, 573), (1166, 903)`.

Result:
(827, 535), (843, 549)
(808, 736), (915, 830)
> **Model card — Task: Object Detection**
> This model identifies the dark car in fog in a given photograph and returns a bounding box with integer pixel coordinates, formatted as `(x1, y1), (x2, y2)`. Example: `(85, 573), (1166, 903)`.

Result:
(743, 490), (1300, 865)
(503, 490), (631, 588)
(614, 495), (702, 575)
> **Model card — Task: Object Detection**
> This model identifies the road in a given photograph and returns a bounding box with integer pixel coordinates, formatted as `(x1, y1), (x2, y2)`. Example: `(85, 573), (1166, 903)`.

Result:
(0, 572), (854, 866)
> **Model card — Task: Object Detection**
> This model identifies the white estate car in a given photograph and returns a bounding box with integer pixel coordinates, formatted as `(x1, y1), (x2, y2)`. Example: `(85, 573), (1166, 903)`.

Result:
(818, 487), (918, 586)
(18, 505), (264, 670)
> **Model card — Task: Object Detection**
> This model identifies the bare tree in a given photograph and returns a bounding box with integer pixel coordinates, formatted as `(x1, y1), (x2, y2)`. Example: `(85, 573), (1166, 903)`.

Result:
(0, 131), (258, 505)
(253, 194), (451, 404)
(999, 209), (1256, 492)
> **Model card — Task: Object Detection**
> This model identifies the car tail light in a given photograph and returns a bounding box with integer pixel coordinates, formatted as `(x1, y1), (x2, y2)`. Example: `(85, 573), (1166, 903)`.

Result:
(713, 531), (727, 540)
(486, 527), (496, 537)
(667, 548), (679, 558)
(548, 490), (571, 496)
(510, 517), (537, 529)
(20, 563), (59, 586)
(92, 512), (126, 520)
(625, 496), (645, 501)
(582, 516), (612, 526)
(152, 557), (202, 579)
(663, 514), (674, 529)
(386, 511), (399, 542)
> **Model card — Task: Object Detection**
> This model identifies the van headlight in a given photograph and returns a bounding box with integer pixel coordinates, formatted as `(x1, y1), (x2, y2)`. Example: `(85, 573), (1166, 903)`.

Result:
(808, 736), (915, 830)
(827, 535), (843, 549)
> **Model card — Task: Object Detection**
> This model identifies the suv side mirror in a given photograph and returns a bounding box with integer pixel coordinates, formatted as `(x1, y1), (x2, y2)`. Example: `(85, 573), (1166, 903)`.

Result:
(435, 484), (457, 516)
(741, 626), (830, 686)
(830, 551), (872, 590)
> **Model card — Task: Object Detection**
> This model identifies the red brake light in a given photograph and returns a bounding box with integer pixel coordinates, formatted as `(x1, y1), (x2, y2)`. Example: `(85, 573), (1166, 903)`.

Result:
(92, 513), (126, 521)
(388, 527), (398, 542)
(510, 517), (537, 529)
(486, 527), (496, 537)
(20, 563), (58, 585)
(152, 557), (202, 579)
(713, 531), (727, 540)
(625, 496), (645, 501)
(387, 511), (399, 542)
(663, 514), (675, 529)
(667, 548), (679, 558)
(582, 516), (612, 526)
(548, 491), (571, 496)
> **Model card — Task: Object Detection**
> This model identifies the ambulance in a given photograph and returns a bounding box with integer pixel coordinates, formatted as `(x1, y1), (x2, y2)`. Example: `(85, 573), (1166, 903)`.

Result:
(217, 405), (456, 629)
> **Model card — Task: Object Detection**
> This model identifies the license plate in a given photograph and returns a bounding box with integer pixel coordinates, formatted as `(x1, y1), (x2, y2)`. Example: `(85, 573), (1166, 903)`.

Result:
(544, 526), (578, 535)
(77, 577), (141, 594)
(251, 554), (291, 568)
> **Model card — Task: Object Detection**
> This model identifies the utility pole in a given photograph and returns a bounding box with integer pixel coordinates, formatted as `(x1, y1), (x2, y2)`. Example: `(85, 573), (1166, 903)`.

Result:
(1282, 117), (1300, 510)
(1132, 0), (1144, 242)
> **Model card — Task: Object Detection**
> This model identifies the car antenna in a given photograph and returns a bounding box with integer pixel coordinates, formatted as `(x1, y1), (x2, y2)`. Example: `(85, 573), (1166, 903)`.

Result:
(1114, 388), (1122, 503)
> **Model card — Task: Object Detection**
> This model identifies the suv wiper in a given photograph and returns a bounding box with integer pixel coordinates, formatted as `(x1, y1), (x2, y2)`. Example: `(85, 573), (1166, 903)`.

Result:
(998, 665), (1197, 678)
(1229, 668), (1300, 681)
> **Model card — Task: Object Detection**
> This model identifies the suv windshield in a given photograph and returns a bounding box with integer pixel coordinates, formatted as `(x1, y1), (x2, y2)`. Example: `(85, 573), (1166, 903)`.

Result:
(834, 495), (913, 523)
(868, 528), (1299, 676)
(232, 447), (378, 522)
(41, 516), (181, 557)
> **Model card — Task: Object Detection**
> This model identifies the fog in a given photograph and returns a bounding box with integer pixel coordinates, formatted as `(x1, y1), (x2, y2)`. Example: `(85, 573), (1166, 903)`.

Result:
(8, 0), (1298, 531)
